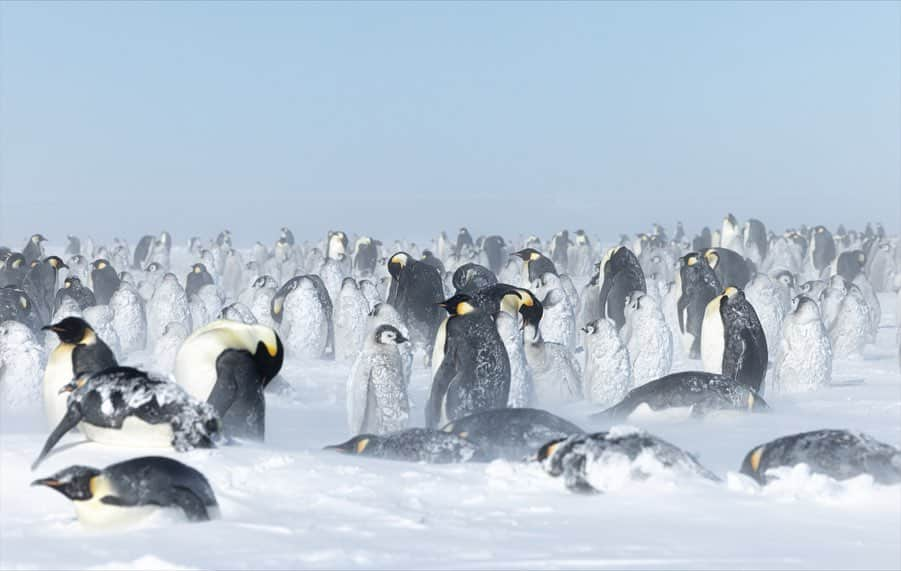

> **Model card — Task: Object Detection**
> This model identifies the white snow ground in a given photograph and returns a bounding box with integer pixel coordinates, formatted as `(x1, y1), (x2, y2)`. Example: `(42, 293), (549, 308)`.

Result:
(1, 296), (899, 570)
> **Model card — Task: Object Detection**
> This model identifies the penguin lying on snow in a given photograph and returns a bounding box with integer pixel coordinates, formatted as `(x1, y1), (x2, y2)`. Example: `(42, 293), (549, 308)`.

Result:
(593, 371), (768, 420)
(741, 430), (901, 485)
(440, 408), (584, 461)
(32, 456), (219, 526)
(536, 427), (720, 494)
(324, 428), (480, 463)
(33, 367), (221, 469)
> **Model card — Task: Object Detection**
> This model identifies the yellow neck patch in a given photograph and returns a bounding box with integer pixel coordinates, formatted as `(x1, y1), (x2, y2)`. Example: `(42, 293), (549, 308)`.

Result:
(686, 256), (698, 267)
(748, 446), (764, 472)
(529, 252), (541, 261)
(355, 438), (370, 453)
(724, 286), (739, 297)
(456, 301), (476, 315)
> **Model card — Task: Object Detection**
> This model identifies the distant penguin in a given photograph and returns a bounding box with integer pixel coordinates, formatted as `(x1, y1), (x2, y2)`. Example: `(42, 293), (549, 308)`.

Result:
(0, 321), (43, 409)
(770, 269), (796, 314)
(33, 366), (221, 469)
(836, 250), (866, 283)
(581, 318), (632, 406)
(537, 428), (719, 494)
(675, 252), (722, 359)
(335, 278), (370, 361)
(240, 276), (278, 328)
(598, 246), (646, 330)
(326, 230), (349, 262)
(703, 248), (751, 289)
(441, 408), (584, 461)
(90, 259), (120, 305)
(352, 237), (381, 277)
(568, 230), (593, 277)
(621, 291), (672, 386)
(524, 324), (582, 404)
(809, 225), (837, 276)
(0, 285), (41, 333)
(593, 371), (768, 420)
(481, 235), (507, 274)
(701, 287), (768, 393)
(744, 274), (785, 359)
(23, 234), (47, 265)
(426, 294), (511, 428)
(218, 302), (257, 324)
(55, 276), (96, 311)
(319, 255), (347, 307)
(741, 430), (901, 485)
(133, 235), (155, 269)
(65, 235), (81, 257)
(33, 456), (220, 526)
(549, 230), (572, 269)
(147, 274), (192, 348)
(511, 248), (558, 284)
(720, 213), (743, 254)
(386, 252), (445, 357)
(829, 284), (869, 358)
(692, 227), (712, 252)
(347, 324), (410, 435)
(743, 218), (768, 264)
(272, 275), (329, 359)
(773, 295), (831, 393)
(456, 227), (474, 254)
(193, 284), (226, 328)
(420, 250), (446, 275)
(185, 263), (215, 299)
(325, 428), (479, 464)
(175, 320), (283, 440)
(42, 317), (118, 429)
(851, 273), (880, 344)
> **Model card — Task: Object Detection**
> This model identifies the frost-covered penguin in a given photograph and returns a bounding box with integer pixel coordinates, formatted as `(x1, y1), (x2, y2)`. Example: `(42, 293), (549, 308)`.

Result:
(83, 305), (122, 357)
(524, 323), (582, 405)
(240, 275), (278, 328)
(352, 237), (381, 277)
(109, 282), (147, 355)
(386, 252), (445, 358)
(55, 276), (96, 311)
(33, 367), (221, 469)
(598, 246), (646, 330)
(581, 318), (632, 406)
(743, 273), (785, 359)
(533, 272), (577, 351)
(743, 218), (768, 265)
(621, 291), (672, 387)
(496, 311), (534, 408)
(23, 233), (47, 265)
(347, 324), (410, 435)
(426, 294), (511, 428)
(174, 320), (283, 440)
(367, 303), (413, 387)
(42, 317), (118, 429)
(829, 283), (870, 358)
(700, 287), (768, 393)
(851, 273), (880, 344)
(271, 275), (329, 360)
(773, 296), (831, 393)
(147, 273), (191, 349)
(151, 322), (189, 375)
(0, 320), (44, 409)
(32, 456), (220, 526)
(90, 259), (120, 306)
(335, 277), (370, 361)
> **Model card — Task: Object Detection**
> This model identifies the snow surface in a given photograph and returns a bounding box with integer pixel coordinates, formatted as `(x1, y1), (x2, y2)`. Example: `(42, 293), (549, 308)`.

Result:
(1, 295), (899, 570)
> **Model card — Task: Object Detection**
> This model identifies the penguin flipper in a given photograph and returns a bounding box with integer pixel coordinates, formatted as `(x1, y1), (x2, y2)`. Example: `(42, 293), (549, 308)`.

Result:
(426, 344), (458, 429)
(167, 486), (211, 521)
(32, 405), (83, 470)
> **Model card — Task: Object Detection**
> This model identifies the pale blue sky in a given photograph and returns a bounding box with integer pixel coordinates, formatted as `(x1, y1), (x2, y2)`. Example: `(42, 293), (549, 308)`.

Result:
(1, 1), (898, 246)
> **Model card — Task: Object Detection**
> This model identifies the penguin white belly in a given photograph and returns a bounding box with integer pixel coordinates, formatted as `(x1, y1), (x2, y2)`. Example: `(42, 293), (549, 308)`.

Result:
(431, 318), (449, 377)
(700, 302), (725, 374)
(174, 334), (222, 402)
(43, 344), (75, 429)
(74, 497), (161, 528)
(80, 417), (174, 448)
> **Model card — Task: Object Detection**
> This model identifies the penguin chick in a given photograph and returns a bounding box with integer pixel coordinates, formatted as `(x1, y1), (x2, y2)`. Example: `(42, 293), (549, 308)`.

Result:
(581, 319), (632, 407)
(741, 430), (901, 485)
(829, 284), (869, 358)
(347, 324), (410, 435)
(524, 323), (582, 405)
(185, 263), (215, 300)
(147, 274), (192, 349)
(109, 283), (147, 355)
(32, 456), (219, 526)
(324, 428), (479, 464)
(496, 311), (534, 408)
(744, 273), (785, 359)
(773, 296), (831, 393)
(335, 277), (370, 362)
(621, 291), (672, 387)
(0, 320), (43, 409)
(152, 322), (189, 375)
(33, 367), (222, 469)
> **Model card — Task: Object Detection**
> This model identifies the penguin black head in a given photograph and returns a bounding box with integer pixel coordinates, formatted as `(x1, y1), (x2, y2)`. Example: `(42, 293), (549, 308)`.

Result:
(534, 437), (568, 470)
(387, 252), (410, 279)
(43, 256), (68, 270)
(92, 259), (111, 271)
(341, 277), (357, 290)
(43, 317), (95, 345)
(32, 465), (102, 501)
(324, 434), (380, 455)
(374, 324), (408, 345)
(511, 248), (541, 262)
(7, 253), (25, 269)
(253, 332), (284, 385)
(581, 320), (599, 335)
(192, 263), (208, 274)
(438, 294), (476, 316)
(514, 288), (543, 328)
(145, 262), (162, 272)
(773, 270), (795, 290)
(31, 234), (47, 244)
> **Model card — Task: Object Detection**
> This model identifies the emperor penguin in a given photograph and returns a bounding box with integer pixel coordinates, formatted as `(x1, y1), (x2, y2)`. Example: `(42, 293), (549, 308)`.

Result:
(524, 323), (582, 405)
(770, 269), (796, 315)
(0, 253), (27, 288)
(359, 279), (383, 311)
(829, 283), (869, 358)
(622, 291), (672, 387)
(352, 237), (381, 277)
(326, 230), (349, 263)
(55, 276), (96, 311)
(481, 235), (507, 274)
(568, 230), (593, 277)
(851, 273), (880, 344)
(692, 227), (713, 252)
(319, 255), (347, 307)
(175, 320), (283, 440)
(325, 428), (479, 464)
(240, 275), (278, 328)
(836, 250), (866, 283)
(109, 283), (147, 355)
(581, 318), (632, 406)
(347, 324), (410, 435)
(133, 235), (155, 269)
(420, 250), (446, 275)
(0, 320), (44, 409)
(147, 273), (192, 349)
(740, 430), (901, 486)
(703, 248), (751, 289)
(42, 317), (118, 428)
(700, 286), (768, 393)
(0, 285), (41, 333)
(367, 303), (413, 387)
(185, 263), (215, 299)
(22, 256), (67, 323)
(809, 225), (837, 276)
(456, 227), (475, 254)
(773, 295), (831, 393)
(386, 252), (445, 359)
(720, 213), (744, 254)
(743, 218), (768, 265)
(426, 294), (511, 428)
(743, 273), (785, 359)
(33, 456), (220, 526)
(549, 230), (572, 269)
(511, 248), (558, 285)
(220, 249), (245, 300)
(33, 366), (221, 469)
(495, 310), (534, 408)
(65, 235), (81, 257)
(90, 259), (120, 305)
(598, 246), (646, 330)
(272, 275), (329, 360)
(23, 233), (47, 265)
(452, 263), (497, 294)
(335, 277), (370, 361)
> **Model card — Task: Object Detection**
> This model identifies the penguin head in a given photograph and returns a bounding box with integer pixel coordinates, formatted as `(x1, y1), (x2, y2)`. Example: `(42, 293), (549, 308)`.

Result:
(62, 276), (80, 289)
(438, 294), (476, 316)
(92, 259), (111, 271)
(387, 252), (410, 279)
(43, 317), (96, 345)
(773, 270), (795, 290)
(341, 277), (358, 291)
(792, 295), (821, 323)
(7, 253), (25, 269)
(581, 320), (599, 335)
(192, 263), (208, 275)
(324, 434), (380, 455)
(252, 275), (276, 289)
(739, 445), (767, 484)
(32, 465), (102, 501)
(703, 250), (720, 269)
(44, 256), (68, 270)
(374, 324), (408, 345)
(534, 436), (574, 474)
(31, 234), (47, 244)
(252, 329), (284, 385)
(511, 248), (541, 262)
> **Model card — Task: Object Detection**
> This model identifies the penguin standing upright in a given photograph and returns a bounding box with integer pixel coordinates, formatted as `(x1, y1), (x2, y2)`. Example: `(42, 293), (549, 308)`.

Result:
(773, 295), (831, 393)
(549, 230), (571, 269)
(22, 256), (67, 323)
(271, 275), (330, 360)
(352, 237), (381, 277)
(495, 311), (534, 408)
(174, 320), (283, 440)
(701, 287), (768, 393)
(621, 291), (672, 387)
(91, 259), (120, 305)
(533, 272), (576, 351)
(347, 324), (410, 435)
(185, 263), (215, 299)
(524, 323), (582, 405)
(32, 457), (220, 526)
(581, 318), (632, 406)
(335, 277), (370, 361)
(55, 276), (96, 311)
(481, 235), (507, 274)
(147, 274), (192, 348)
(0, 321), (43, 409)
(22, 234), (47, 265)
(743, 274), (785, 359)
(598, 246), (646, 330)
(720, 213), (743, 254)
(386, 252), (445, 359)
(109, 283), (147, 355)
(829, 283), (870, 358)
(703, 248), (751, 289)
(809, 225), (837, 277)
(426, 294), (510, 428)
(511, 248), (557, 285)
(742, 218), (768, 265)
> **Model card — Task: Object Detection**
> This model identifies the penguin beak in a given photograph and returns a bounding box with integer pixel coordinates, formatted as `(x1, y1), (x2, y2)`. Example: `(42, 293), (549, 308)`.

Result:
(396, 334), (408, 344)
(42, 325), (63, 333)
(31, 478), (60, 488)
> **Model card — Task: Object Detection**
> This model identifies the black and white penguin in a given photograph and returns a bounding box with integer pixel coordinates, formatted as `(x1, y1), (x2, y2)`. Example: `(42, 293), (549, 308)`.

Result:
(32, 456), (219, 526)
(740, 430), (901, 485)
(33, 366), (221, 469)
(536, 428), (719, 494)
(174, 320), (283, 440)
(743, 218), (768, 264)
(701, 286), (768, 393)
(347, 324), (409, 435)
(720, 213), (743, 253)
(456, 227), (475, 254)
(676, 252), (722, 359)
(809, 225), (837, 276)
(386, 252), (445, 356)
(598, 246), (646, 330)
(440, 408), (584, 461)
(452, 263), (497, 294)
(22, 256), (67, 323)
(703, 248), (751, 289)
(511, 248), (557, 284)
(324, 428), (480, 463)
(549, 230), (572, 269)
(0, 285), (41, 333)
(133, 235), (155, 270)
(42, 317), (118, 429)
(592, 371), (768, 420)
(55, 276), (96, 312)
(0, 252), (28, 287)
(185, 263), (215, 299)
(23, 234), (47, 265)
(90, 259), (120, 305)
(692, 227), (712, 252)
(426, 294), (510, 428)
(836, 250), (867, 283)
(352, 237), (381, 277)
(481, 235), (507, 274)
